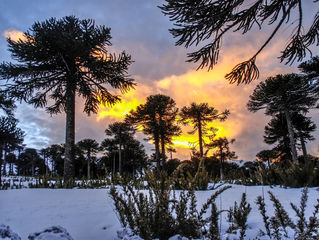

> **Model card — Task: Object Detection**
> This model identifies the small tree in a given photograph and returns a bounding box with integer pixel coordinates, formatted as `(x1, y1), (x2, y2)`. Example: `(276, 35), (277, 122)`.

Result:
(0, 16), (134, 182)
(104, 121), (136, 174)
(179, 102), (229, 158)
(77, 139), (99, 179)
(0, 117), (24, 184)
(206, 137), (237, 180)
(256, 149), (278, 167)
(101, 126), (148, 176)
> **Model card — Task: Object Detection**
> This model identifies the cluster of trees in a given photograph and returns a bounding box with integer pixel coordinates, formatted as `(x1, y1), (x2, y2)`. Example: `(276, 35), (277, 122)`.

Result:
(1, 10), (319, 184)
(0, 127), (149, 180)
(0, 92), (24, 184)
(249, 59), (319, 164)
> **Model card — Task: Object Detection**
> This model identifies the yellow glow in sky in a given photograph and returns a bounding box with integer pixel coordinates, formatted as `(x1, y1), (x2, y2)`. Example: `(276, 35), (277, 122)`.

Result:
(3, 29), (25, 42)
(97, 97), (142, 120)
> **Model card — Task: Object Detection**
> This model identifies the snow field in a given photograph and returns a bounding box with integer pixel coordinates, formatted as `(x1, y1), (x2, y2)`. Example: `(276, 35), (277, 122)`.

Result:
(0, 184), (318, 239)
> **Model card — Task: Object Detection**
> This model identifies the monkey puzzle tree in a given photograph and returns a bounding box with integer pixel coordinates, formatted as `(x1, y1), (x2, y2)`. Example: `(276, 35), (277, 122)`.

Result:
(77, 138), (99, 179)
(0, 116), (24, 185)
(160, 1), (319, 84)
(247, 74), (317, 162)
(0, 16), (134, 182)
(264, 113), (316, 161)
(101, 122), (148, 175)
(206, 137), (237, 179)
(104, 121), (136, 174)
(126, 94), (181, 169)
(179, 102), (229, 158)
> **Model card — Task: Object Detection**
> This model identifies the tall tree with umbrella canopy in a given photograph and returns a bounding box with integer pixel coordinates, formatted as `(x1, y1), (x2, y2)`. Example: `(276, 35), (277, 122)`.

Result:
(0, 16), (134, 183)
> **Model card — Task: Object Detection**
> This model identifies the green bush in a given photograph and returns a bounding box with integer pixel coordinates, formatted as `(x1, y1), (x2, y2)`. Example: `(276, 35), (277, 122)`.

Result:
(109, 171), (231, 240)
(227, 193), (252, 240)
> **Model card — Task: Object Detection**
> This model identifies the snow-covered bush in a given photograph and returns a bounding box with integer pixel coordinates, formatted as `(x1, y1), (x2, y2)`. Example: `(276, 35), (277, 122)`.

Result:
(226, 193), (252, 240)
(256, 188), (319, 239)
(0, 225), (21, 240)
(110, 171), (231, 240)
(28, 226), (74, 240)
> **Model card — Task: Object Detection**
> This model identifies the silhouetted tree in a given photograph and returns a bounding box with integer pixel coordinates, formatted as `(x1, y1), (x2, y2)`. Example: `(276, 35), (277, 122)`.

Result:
(104, 121), (135, 174)
(77, 138), (99, 179)
(206, 137), (237, 179)
(0, 16), (134, 182)
(247, 74), (317, 162)
(47, 144), (65, 176)
(179, 102), (229, 158)
(256, 149), (278, 167)
(6, 153), (16, 175)
(40, 147), (50, 175)
(17, 148), (43, 176)
(0, 117), (24, 184)
(160, 1), (319, 84)
(102, 121), (148, 175)
(264, 113), (316, 162)
(126, 94), (181, 169)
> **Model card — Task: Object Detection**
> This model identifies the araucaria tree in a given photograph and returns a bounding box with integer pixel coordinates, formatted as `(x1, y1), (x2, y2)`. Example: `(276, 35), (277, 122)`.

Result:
(101, 121), (148, 175)
(0, 16), (134, 182)
(264, 113), (316, 162)
(126, 94), (181, 169)
(180, 102), (229, 158)
(160, 1), (319, 84)
(103, 121), (136, 174)
(77, 139), (99, 179)
(247, 74), (317, 162)
(206, 137), (237, 180)
(0, 117), (24, 185)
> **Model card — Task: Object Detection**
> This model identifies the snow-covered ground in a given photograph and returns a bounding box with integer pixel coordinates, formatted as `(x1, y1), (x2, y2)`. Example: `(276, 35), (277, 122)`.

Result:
(1, 184), (319, 239)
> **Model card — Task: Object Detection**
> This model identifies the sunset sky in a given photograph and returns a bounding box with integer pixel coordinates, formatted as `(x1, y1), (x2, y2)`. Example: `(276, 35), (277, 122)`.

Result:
(1, 0), (319, 161)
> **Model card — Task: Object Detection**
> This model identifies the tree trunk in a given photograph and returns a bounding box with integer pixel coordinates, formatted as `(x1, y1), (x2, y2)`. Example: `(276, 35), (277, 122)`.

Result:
(112, 152), (116, 176)
(87, 150), (91, 179)
(2, 145), (7, 176)
(219, 147), (224, 181)
(160, 134), (166, 166)
(119, 144), (122, 175)
(63, 85), (75, 183)
(284, 109), (298, 162)
(0, 145), (3, 186)
(31, 157), (34, 177)
(299, 133), (308, 162)
(198, 119), (203, 158)
(9, 163), (13, 175)
(154, 133), (160, 170)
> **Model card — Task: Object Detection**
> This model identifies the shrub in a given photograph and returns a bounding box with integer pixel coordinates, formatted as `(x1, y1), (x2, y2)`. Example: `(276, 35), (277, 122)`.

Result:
(109, 171), (231, 240)
(256, 188), (319, 240)
(227, 193), (252, 240)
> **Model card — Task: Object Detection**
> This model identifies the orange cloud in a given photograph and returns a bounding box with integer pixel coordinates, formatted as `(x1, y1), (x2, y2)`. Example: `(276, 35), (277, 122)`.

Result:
(97, 83), (152, 121)
(2, 29), (25, 42)
(96, 34), (294, 160)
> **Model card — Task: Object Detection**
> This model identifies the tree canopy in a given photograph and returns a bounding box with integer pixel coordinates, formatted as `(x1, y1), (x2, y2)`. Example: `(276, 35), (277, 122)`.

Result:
(160, 1), (319, 84)
(126, 94), (181, 169)
(179, 102), (229, 158)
